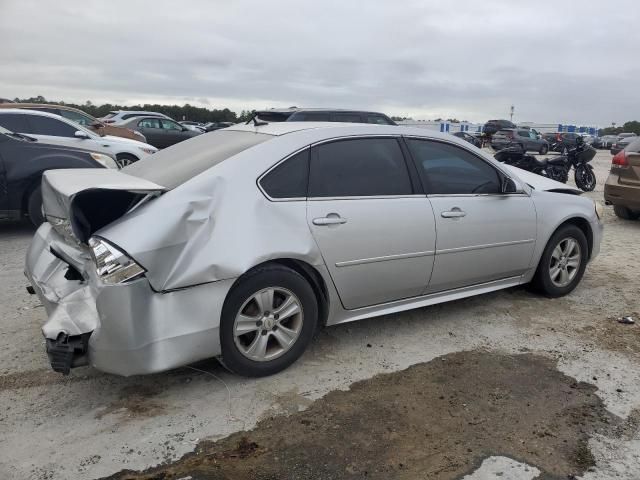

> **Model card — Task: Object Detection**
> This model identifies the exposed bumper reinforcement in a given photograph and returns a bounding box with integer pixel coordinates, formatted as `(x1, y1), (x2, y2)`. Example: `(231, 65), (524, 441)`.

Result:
(45, 333), (91, 375)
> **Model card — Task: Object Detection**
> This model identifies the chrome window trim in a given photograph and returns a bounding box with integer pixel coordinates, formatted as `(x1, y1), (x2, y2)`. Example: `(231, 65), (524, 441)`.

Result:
(402, 135), (530, 197)
(309, 194), (426, 201)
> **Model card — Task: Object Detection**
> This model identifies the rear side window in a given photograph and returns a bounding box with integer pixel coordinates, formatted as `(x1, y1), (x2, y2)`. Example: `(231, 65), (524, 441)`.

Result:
(517, 130), (530, 137)
(28, 116), (77, 137)
(329, 113), (362, 123)
(309, 138), (412, 197)
(291, 112), (330, 122)
(407, 139), (501, 195)
(0, 113), (30, 133)
(260, 149), (309, 199)
(138, 118), (161, 129)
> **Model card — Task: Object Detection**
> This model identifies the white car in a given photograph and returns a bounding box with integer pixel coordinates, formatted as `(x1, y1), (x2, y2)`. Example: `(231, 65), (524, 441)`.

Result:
(0, 109), (158, 167)
(101, 110), (171, 124)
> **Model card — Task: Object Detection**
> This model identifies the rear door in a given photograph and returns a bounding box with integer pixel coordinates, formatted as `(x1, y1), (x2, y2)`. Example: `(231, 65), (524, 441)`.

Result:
(618, 140), (640, 187)
(136, 118), (163, 147)
(306, 136), (436, 309)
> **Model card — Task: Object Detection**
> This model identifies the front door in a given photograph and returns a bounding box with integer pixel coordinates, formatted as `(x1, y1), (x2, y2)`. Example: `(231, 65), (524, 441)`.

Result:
(405, 137), (537, 293)
(307, 137), (436, 310)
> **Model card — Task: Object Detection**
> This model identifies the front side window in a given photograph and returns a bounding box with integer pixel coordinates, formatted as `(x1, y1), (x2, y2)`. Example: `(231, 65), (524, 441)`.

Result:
(260, 149), (309, 199)
(366, 114), (393, 125)
(407, 139), (502, 195)
(60, 109), (94, 127)
(28, 115), (77, 137)
(161, 119), (183, 131)
(309, 138), (412, 197)
(0, 113), (30, 133)
(138, 118), (161, 129)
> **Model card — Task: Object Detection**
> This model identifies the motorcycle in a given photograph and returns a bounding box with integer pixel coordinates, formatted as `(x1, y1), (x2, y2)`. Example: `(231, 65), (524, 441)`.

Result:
(494, 137), (597, 192)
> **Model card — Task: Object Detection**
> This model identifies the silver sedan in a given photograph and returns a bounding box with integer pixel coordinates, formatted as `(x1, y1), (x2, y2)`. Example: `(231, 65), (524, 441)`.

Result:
(25, 123), (603, 377)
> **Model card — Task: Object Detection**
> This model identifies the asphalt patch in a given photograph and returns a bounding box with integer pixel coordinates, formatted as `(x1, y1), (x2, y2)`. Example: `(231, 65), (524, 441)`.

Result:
(102, 350), (613, 480)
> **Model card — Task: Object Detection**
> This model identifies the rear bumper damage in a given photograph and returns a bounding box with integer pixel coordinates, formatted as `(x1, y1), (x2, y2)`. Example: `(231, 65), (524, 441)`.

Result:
(25, 223), (235, 376)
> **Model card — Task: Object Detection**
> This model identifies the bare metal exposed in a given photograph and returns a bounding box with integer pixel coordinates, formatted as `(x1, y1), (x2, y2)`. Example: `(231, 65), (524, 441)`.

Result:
(24, 123), (603, 377)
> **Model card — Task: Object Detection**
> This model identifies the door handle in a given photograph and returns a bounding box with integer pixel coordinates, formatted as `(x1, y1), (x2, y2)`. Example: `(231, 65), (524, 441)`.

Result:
(441, 208), (466, 218)
(313, 214), (347, 226)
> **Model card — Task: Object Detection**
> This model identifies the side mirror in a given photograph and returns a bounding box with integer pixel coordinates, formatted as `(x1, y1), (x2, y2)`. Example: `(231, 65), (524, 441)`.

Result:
(502, 177), (518, 194)
(74, 130), (90, 139)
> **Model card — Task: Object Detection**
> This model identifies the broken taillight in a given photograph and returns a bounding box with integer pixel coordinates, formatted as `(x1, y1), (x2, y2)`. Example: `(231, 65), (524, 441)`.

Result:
(612, 150), (629, 169)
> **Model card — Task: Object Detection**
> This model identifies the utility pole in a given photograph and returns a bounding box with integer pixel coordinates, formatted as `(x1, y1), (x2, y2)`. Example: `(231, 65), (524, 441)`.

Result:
(510, 105), (515, 122)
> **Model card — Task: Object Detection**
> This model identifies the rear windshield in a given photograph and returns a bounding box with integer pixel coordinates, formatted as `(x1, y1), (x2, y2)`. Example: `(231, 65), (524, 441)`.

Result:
(123, 130), (272, 189)
(624, 138), (640, 153)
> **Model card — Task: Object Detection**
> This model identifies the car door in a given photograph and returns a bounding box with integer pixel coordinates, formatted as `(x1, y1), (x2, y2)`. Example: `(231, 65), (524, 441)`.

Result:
(136, 118), (163, 147)
(0, 143), (7, 213)
(23, 115), (107, 153)
(160, 119), (187, 147)
(405, 137), (537, 293)
(306, 137), (436, 310)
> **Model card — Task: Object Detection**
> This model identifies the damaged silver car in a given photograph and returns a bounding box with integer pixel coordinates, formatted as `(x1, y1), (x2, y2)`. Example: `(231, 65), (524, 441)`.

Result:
(25, 123), (603, 377)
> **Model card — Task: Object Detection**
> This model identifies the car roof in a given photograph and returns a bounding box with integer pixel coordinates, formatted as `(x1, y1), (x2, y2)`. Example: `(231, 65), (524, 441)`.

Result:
(0, 108), (67, 118)
(0, 103), (94, 115)
(256, 107), (390, 115)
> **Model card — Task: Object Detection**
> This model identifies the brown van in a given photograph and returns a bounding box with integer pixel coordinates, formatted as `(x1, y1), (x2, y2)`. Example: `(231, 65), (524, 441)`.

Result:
(604, 137), (640, 219)
(0, 103), (146, 142)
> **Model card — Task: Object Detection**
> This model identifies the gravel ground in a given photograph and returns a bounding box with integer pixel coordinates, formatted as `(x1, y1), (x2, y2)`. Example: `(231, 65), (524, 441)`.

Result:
(0, 149), (638, 479)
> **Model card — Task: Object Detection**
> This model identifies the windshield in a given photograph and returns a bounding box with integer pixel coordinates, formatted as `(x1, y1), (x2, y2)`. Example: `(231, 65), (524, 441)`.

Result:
(123, 129), (272, 188)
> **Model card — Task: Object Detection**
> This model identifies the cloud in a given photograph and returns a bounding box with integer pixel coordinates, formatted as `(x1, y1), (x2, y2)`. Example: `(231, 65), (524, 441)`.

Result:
(0, 0), (637, 125)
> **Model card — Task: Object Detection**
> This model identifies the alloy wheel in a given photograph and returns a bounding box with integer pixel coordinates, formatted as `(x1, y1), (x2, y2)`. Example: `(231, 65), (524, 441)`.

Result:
(549, 237), (582, 287)
(233, 287), (304, 362)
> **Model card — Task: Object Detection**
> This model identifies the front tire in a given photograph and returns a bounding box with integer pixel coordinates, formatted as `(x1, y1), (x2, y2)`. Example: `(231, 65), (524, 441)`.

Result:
(574, 164), (596, 191)
(115, 153), (139, 168)
(27, 186), (44, 226)
(220, 265), (318, 377)
(539, 144), (549, 155)
(532, 225), (588, 297)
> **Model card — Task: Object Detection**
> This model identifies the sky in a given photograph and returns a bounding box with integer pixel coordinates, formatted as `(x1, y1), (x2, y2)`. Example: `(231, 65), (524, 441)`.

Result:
(1, 0), (637, 126)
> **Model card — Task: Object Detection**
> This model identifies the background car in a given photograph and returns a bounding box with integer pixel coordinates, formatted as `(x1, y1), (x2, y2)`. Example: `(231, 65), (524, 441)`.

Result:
(610, 134), (638, 155)
(117, 115), (202, 148)
(0, 103), (146, 142)
(180, 121), (206, 133)
(491, 128), (549, 154)
(204, 121), (235, 132)
(545, 132), (583, 154)
(26, 123), (601, 378)
(253, 108), (397, 125)
(0, 109), (158, 166)
(604, 137), (640, 220)
(482, 119), (516, 137)
(0, 124), (115, 225)
(101, 110), (171, 124)
(452, 131), (482, 147)
(593, 135), (618, 149)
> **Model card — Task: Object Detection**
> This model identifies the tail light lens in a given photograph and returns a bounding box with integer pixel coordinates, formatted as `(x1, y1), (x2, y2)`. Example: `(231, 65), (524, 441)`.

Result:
(612, 150), (629, 169)
(89, 237), (145, 284)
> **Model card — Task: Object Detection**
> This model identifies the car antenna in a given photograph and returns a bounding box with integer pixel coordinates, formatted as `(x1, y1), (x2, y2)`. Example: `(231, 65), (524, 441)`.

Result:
(245, 113), (268, 126)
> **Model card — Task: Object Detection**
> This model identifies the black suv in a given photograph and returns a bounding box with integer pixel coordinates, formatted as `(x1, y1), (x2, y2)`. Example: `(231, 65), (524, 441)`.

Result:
(253, 108), (396, 125)
(483, 119), (516, 137)
(0, 125), (110, 225)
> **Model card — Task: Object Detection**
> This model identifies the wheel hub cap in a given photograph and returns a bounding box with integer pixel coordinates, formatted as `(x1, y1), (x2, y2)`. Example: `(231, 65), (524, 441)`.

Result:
(549, 237), (582, 288)
(233, 287), (304, 362)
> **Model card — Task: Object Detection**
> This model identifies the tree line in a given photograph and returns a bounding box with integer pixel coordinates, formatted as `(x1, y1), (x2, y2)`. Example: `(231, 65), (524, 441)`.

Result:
(13, 96), (258, 124)
(598, 121), (640, 136)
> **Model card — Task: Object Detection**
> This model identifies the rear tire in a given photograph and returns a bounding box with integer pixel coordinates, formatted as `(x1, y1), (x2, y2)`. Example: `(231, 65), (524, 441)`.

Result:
(219, 265), (318, 377)
(115, 153), (138, 167)
(532, 224), (588, 297)
(539, 145), (549, 155)
(613, 205), (640, 220)
(27, 186), (44, 227)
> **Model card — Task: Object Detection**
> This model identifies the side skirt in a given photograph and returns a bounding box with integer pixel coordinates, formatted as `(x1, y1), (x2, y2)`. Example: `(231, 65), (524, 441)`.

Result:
(326, 276), (523, 326)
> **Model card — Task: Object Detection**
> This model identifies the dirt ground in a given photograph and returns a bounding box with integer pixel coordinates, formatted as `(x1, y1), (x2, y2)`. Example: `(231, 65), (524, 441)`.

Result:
(1, 149), (639, 479)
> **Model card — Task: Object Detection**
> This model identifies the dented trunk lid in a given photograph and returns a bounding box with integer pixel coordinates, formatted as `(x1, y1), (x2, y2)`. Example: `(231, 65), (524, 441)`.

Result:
(42, 169), (166, 243)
